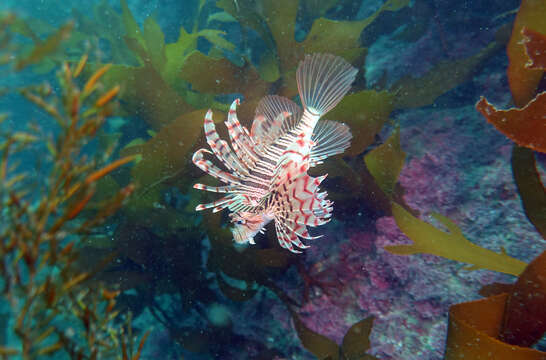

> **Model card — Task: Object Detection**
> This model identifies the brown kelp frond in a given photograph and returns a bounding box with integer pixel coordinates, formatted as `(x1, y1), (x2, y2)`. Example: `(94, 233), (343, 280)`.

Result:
(511, 146), (546, 240)
(476, 92), (546, 154)
(506, 0), (546, 107)
(476, 23), (546, 240)
(521, 27), (546, 70)
(291, 311), (379, 360)
(445, 251), (546, 359)
(0, 51), (146, 358)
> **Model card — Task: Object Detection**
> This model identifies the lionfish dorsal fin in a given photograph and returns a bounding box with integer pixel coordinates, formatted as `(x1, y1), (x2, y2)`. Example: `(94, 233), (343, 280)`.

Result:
(310, 120), (352, 163)
(251, 95), (302, 146)
(296, 53), (357, 117)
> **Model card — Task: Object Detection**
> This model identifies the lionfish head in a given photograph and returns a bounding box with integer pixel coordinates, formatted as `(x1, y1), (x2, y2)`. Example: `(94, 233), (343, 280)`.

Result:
(230, 212), (273, 245)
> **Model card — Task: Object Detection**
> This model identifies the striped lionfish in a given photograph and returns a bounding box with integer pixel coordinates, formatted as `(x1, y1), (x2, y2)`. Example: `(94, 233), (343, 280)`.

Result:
(192, 53), (357, 253)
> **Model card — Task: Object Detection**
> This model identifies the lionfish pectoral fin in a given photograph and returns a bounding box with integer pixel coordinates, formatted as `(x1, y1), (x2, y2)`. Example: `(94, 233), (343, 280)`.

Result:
(193, 183), (236, 193)
(310, 120), (353, 161)
(202, 109), (248, 176)
(225, 99), (258, 167)
(195, 196), (233, 212)
(296, 53), (357, 116)
(271, 174), (335, 252)
(192, 148), (241, 185)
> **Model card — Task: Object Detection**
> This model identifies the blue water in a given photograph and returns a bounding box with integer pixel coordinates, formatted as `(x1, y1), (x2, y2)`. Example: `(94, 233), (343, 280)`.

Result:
(1, 0), (544, 359)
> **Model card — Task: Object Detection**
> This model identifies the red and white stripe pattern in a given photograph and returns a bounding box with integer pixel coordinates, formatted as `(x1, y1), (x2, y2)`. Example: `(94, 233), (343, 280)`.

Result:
(192, 53), (357, 252)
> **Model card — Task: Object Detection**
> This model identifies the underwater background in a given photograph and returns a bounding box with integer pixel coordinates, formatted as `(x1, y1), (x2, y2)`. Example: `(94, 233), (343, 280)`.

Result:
(0, 0), (545, 359)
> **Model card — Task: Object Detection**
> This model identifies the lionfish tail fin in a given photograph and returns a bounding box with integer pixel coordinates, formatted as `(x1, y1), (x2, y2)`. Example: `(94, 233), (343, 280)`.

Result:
(296, 53), (357, 116)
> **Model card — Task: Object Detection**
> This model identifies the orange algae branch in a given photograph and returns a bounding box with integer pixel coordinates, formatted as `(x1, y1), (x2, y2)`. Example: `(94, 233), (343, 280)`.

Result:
(95, 85), (120, 108)
(476, 93), (546, 154)
(444, 251), (546, 359)
(386, 203), (527, 276)
(522, 27), (546, 70)
(83, 63), (112, 94)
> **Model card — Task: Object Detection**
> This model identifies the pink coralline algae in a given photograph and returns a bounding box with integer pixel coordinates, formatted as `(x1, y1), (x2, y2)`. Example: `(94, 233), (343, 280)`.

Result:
(289, 101), (544, 359)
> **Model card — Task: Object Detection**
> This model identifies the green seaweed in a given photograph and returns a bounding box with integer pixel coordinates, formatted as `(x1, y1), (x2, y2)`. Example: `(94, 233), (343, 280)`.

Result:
(180, 0), (407, 154)
(387, 203), (527, 276)
(364, 127), (406, 196)
(77, 0), (234, 130)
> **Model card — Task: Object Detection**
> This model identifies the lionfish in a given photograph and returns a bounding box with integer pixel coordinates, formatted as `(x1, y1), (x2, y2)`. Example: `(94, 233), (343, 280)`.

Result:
(192, 53), (357, 253)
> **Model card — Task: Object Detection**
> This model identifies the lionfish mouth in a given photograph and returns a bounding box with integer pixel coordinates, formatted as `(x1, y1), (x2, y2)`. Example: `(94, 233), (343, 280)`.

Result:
(231, 226), (251, 244)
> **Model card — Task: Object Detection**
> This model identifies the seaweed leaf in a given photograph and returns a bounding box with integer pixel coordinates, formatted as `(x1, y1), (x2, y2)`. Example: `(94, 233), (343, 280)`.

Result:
(291, 310), (340, 360)
(197, 29), (235, 52)
(393, 40), (503, 109)
(364, 127), (406, 196)
(521, 27), (546, 70)
(120, 0), (141, 42)
(143, 16), (167, 70)
(217, 272), (257, 302)
(445, 251), (546, 359)
(328, 90), (394, 156)
(511, 146), (546, 239)
(341, 317), (378, 360)
(15, 21), (73, 70)
(387, 203), (528, 276)
(476, 92), (546, 153)
(506, 0), (546, 106)
(291, 312), (378, 360)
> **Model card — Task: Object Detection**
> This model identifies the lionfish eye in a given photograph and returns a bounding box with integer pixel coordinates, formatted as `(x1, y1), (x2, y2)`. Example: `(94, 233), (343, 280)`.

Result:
(236, 219), (245, 225)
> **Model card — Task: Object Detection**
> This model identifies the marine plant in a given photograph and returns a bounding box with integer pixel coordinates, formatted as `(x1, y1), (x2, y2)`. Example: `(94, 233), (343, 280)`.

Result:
(363, 0), (546, 356)
(66, 0), (241, 226)
(443, 6), (546, 356)
(0, 16), (148, 359)
(292, 314), (378, 360)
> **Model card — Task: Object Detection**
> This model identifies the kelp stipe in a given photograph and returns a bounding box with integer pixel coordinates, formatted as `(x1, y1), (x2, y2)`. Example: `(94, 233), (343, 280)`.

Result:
(0, 17), (147, 358)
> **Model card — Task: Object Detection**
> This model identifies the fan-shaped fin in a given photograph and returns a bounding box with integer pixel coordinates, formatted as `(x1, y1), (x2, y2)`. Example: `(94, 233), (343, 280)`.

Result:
(251, 95), (302, 145)
(296, 53), (357, 116)
(310, 120), (352, 162)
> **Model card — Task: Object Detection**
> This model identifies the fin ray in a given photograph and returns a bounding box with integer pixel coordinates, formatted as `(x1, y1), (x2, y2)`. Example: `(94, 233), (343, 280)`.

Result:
(296, 53), (357, 116)
(251, 95), (302, 145)
(310, 120), (352, 161)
